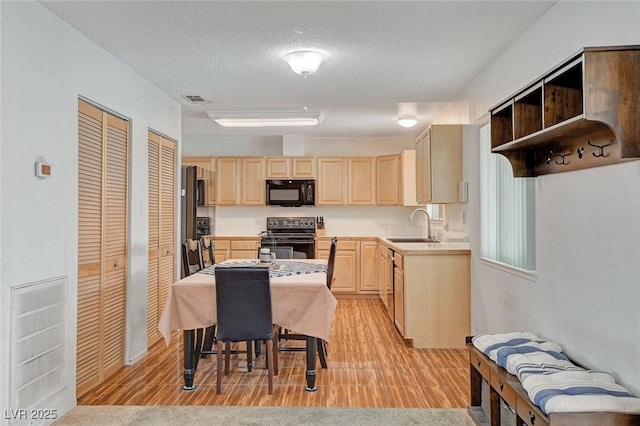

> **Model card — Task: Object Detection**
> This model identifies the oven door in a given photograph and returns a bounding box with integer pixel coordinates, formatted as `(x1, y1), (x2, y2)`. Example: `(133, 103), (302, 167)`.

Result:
(261, 236), (315, 259)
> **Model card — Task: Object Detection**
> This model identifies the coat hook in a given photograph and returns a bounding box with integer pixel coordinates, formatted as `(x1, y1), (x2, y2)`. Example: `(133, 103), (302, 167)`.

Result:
(577, 147), (585, 159)
(587, 140), (612, 158)
(554, 153), (569, 165)
(545, 151), (553, 165)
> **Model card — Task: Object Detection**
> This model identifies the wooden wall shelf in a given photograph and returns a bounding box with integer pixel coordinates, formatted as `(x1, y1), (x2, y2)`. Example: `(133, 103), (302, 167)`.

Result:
(490, 45), (640, 177)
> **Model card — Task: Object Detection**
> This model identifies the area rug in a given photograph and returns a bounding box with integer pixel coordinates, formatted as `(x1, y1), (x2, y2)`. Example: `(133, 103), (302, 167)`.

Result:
(55, 406), (474, 425)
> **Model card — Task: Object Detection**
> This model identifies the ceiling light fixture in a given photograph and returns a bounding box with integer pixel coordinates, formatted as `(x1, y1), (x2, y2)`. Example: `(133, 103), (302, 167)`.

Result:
(207, 110), (324, 127)
(398, 115), (418, 128)
(282, 51), (326, 76)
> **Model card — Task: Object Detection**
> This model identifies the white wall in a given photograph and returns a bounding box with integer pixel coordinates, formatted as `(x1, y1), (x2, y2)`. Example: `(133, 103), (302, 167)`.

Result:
(434, 1), (640, 393)
(0, 1), (182, 421)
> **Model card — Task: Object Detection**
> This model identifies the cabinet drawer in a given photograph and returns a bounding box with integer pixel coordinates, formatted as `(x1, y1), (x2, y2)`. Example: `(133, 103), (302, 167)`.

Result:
(316, 239), (357, 251)
(491, 371), (517, 407)
(213, 239), (230, 250)
(469, 350), (491, 379)
(231, 240), (258, 250)
(516, 395), (548, 426)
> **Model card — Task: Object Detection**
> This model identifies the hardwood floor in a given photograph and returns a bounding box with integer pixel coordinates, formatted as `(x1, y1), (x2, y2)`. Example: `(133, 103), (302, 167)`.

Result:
(79, 299), (470, 407)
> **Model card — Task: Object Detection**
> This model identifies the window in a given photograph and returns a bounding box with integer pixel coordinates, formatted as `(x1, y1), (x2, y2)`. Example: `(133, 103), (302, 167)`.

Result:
(426, 204), (442, 221)
(480, 123), (536, 272)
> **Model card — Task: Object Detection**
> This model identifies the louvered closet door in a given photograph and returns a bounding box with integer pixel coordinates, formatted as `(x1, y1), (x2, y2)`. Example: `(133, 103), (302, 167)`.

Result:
(147, 132), (176, 347)
(102, 113), (128, 378)
(77, 101), (104, 396)
(77, 99), (129, 397)
(147, 134), (161, 347)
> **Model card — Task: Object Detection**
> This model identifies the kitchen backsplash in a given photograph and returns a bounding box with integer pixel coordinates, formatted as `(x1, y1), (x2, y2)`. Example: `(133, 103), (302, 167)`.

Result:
(211, 205), (468, 241)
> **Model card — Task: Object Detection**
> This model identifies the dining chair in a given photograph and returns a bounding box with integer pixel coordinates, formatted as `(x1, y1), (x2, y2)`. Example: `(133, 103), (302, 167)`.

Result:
(214, 266), (277, 394)
(277, 237), (337, 369)
(182, 239), (216, 358)
(181, 239), (204, 277)
(200, 237), (215, 267)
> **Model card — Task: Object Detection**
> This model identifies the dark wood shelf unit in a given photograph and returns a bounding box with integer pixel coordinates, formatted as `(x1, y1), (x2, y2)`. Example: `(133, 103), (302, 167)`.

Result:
(491, 103), (513, 149)
(490, 45), (640, 177)
(514, 84), (543, 139)
(544, 59), (583, 127)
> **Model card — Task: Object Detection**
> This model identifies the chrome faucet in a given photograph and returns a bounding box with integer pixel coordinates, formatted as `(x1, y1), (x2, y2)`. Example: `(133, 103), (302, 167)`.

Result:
(409, 208), (433, 240)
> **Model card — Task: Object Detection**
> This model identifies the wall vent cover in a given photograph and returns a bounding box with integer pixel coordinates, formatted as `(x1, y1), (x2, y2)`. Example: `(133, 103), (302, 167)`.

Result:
(10, 276), (67, 414)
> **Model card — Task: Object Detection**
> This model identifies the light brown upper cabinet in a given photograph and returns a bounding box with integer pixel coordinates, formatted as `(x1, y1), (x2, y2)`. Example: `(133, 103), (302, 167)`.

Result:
(377, 150), (418, 206)
(317, 157), (347, 205)
(147, 131), (176, 349)
(376, 154), (400, 205)
(77, 99), (129, 397)
(415, 125), (463, 204)
(216, 157), (240, 205)
(266, 157), (316, 179)
(347, 157), (376, 205)
(241, 157), (265, 205)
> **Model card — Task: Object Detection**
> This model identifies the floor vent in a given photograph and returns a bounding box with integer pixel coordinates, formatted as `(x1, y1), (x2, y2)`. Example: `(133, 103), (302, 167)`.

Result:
(10, 277), (67, 415)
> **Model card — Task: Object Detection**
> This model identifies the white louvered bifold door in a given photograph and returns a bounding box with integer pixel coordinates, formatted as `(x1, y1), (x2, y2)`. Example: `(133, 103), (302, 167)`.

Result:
(147, 132), (176, 348)
(77, 99), (129, 397)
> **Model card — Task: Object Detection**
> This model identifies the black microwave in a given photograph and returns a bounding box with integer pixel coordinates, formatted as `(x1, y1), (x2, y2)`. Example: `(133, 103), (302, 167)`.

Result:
(266, 179), (315, 207)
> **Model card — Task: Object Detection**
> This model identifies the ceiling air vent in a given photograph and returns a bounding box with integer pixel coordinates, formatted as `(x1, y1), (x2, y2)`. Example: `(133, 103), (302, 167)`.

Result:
(181, 95), (211, 105)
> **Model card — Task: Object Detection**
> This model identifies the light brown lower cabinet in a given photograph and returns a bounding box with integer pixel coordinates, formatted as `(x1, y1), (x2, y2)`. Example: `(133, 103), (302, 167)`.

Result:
(393, 253), (405, 335)
(401, 251), (470, 348)
(316, 237), (378, 295)
(359, 241), (378, 293)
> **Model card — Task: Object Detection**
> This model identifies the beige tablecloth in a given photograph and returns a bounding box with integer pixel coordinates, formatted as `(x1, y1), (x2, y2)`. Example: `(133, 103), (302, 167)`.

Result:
(158, 259), (337, 346)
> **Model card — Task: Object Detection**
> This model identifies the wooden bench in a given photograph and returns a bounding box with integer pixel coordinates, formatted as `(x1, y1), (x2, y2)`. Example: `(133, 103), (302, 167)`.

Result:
(466, 337), (640, 426)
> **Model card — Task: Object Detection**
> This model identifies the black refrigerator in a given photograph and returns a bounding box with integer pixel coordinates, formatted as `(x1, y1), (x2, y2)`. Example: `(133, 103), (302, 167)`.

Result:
(180, 166), (197, 246)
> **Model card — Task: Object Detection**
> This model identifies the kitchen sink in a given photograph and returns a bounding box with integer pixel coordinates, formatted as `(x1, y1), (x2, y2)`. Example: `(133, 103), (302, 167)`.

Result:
(387, 237), (439, 243)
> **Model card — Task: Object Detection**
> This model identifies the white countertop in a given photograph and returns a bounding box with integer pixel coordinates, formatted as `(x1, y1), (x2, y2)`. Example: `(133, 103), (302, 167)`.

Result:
(379, 237), (470, 255)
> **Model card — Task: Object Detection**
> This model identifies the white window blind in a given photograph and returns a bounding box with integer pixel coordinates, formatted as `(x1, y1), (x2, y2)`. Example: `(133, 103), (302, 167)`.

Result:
(480, 124), (536, 272)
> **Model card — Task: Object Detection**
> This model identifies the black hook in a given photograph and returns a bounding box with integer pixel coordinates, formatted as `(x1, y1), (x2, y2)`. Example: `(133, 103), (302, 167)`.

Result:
(545, 151), (568, 165)
(577, 147), (585, 159)
(587, 140), (612, 158)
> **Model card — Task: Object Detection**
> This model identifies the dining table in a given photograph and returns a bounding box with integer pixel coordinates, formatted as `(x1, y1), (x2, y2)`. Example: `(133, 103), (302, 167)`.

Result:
(158, 258), (337, 392)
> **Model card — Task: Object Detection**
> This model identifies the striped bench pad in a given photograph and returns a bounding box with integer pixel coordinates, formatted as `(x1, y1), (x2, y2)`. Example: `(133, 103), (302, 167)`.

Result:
(523, 370), (640, 414)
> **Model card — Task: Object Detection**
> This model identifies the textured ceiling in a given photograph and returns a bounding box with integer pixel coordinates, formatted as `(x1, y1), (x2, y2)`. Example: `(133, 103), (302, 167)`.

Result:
(40, 1), (555, 140)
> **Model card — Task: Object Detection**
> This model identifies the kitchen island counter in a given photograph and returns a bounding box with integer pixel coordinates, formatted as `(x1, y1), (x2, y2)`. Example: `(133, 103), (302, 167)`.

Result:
(378, 237), (470, 349)
(379, 237), (470, 255)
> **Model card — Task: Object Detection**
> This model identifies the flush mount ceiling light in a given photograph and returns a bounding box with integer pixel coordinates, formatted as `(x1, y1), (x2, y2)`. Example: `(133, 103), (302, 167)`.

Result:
(207, 110), (325, 127)
(282, 51), (326, 75)
(398, 115), (418, 128)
